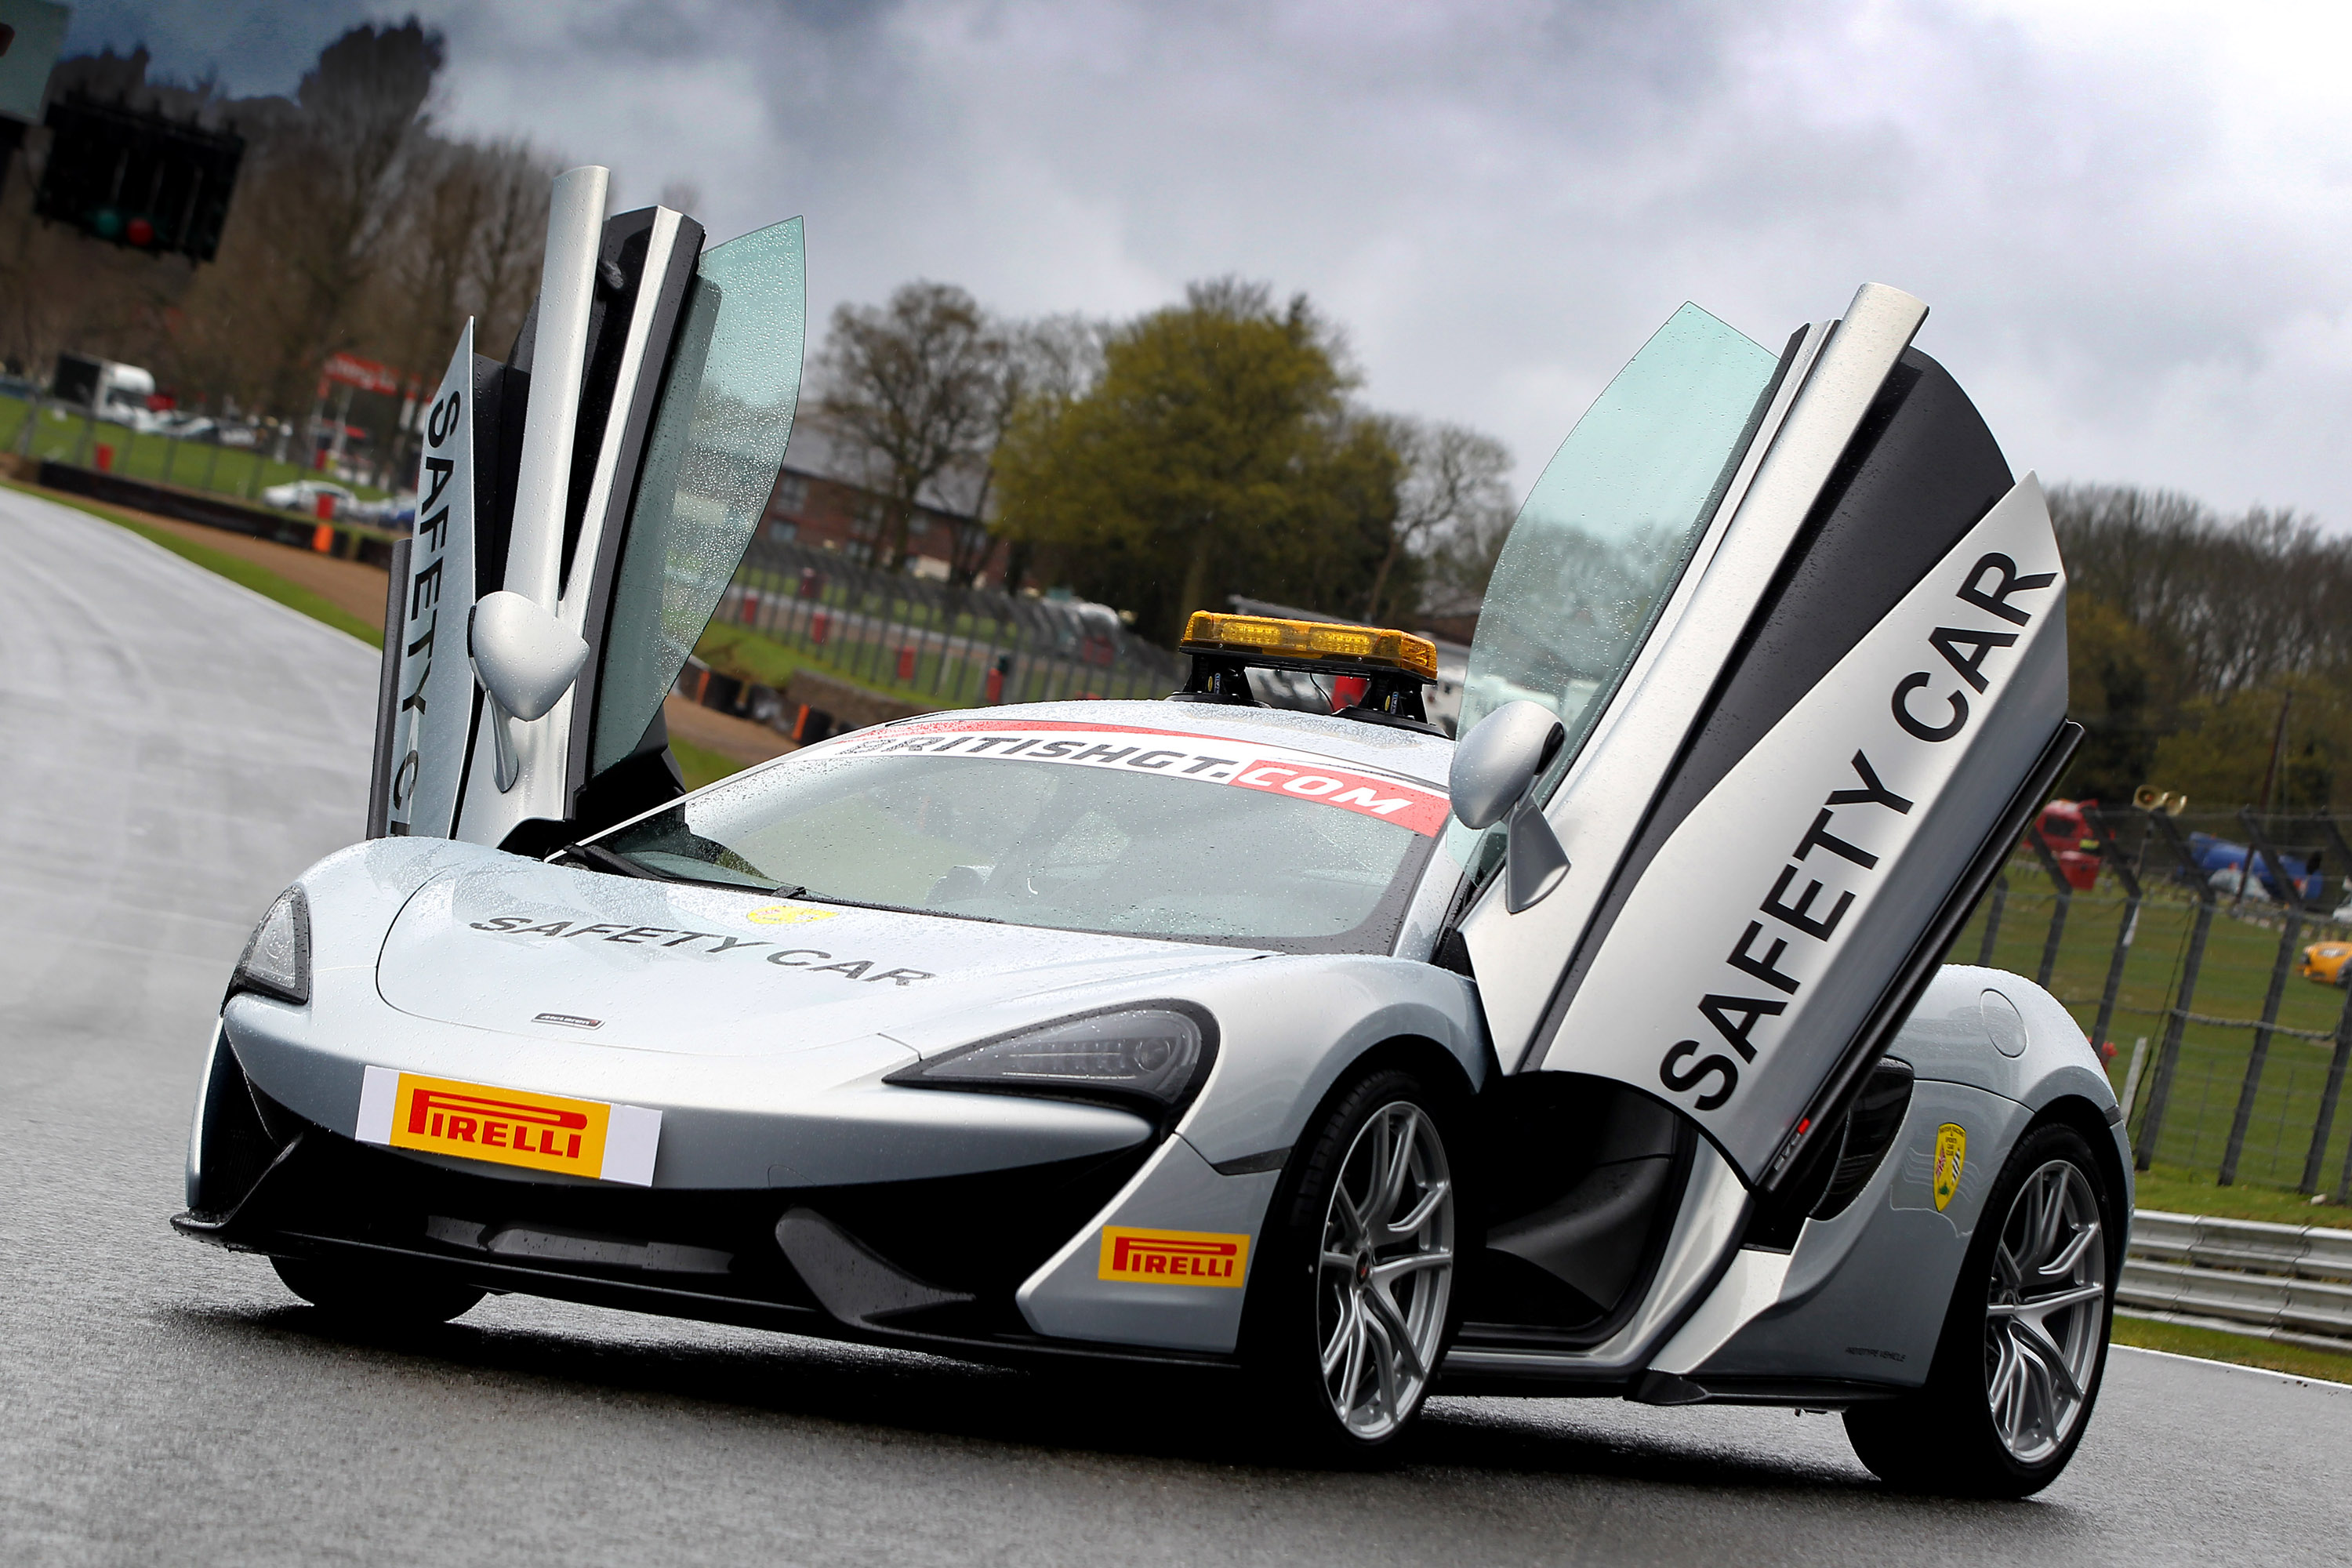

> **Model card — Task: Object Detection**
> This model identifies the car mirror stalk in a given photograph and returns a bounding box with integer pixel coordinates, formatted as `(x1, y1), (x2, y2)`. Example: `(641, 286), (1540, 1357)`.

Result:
(1450, 700), (1570, 912)
(467, 591), (590, 793)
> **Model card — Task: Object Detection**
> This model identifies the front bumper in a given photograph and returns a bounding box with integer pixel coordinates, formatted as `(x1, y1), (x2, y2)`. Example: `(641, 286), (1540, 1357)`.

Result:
(180, 1034), (1269, 1364)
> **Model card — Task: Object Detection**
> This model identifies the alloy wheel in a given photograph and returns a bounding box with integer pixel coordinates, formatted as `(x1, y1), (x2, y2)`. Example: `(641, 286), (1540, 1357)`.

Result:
(1315, 1100), (1455, 1440)
(1983, 1158), (2107, 1464)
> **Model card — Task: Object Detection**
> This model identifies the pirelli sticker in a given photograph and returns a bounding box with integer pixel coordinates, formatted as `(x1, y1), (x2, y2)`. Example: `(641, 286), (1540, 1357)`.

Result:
(355, 1066), (661, 1185)
(1098, 1226), (1250, 1287)
(840, 720), (1449, 837)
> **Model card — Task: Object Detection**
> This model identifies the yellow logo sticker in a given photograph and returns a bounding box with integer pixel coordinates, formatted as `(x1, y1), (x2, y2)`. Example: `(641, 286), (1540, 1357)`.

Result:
(1097, 1226), (1250, 1287)
(389, 1073), (610, 1177)
(746, 904), (841, 926)
(1933, 1123), (1966, 1211)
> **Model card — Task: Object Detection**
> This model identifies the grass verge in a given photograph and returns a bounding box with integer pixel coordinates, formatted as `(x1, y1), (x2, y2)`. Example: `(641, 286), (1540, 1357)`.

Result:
(3, 477), (382, 647)
(2112, 1313), (2352, 1383)
(695, 620), (962, 711)
(671, 739), (746, 793)
(2131, 1162), (2346, 1225)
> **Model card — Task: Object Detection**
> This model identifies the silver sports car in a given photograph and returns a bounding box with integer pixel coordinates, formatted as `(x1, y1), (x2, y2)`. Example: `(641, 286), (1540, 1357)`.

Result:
(180, 168), (2129, 1490)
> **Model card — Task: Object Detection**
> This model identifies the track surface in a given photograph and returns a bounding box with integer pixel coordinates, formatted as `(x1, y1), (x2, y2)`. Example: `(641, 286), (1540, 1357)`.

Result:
(2, 485), (2346, 1566)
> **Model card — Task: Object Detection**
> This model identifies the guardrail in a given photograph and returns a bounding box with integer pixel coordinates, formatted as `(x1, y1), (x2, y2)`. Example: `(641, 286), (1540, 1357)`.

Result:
(2120, 1208), (2352, 1343)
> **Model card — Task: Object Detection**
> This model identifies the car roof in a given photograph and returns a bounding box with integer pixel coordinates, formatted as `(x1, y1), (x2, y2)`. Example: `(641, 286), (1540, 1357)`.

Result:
(860, 698), (1455, 788)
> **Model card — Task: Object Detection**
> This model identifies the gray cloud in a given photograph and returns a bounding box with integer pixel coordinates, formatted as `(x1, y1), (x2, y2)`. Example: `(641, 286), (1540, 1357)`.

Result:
(68, 0), (2352, 527)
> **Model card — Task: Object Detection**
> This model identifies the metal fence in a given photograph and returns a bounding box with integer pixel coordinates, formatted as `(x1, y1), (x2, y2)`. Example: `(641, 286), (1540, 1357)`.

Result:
(1961, 806), (2352, 1198)
(717, 534), (1186, 709)
(2, 391), (350, 509)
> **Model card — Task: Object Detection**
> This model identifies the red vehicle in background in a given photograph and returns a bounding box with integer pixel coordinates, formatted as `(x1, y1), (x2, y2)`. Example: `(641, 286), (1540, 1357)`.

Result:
(2036, 798), (2103, 890)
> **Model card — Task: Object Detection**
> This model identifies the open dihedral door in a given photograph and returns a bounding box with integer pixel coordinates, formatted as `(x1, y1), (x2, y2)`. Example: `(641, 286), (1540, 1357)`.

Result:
(365, 165), (806, 851)
(1454, 284), (2078, 1195)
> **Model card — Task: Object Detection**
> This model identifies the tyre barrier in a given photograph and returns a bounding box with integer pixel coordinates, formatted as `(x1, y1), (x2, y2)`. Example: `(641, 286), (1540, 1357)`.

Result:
(33, 459), (398, 567)
(673, 659), (939, 748)
(2120, 1209), (2352, 1343)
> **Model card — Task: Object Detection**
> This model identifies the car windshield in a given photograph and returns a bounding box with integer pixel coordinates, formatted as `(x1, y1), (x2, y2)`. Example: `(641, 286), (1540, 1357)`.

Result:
(594, 724), (1444, 953)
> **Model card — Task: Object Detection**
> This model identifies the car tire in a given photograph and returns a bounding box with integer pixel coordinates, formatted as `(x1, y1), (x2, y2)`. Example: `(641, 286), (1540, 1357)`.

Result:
(1243, 1066), (1460, 1463)
(1844, 1121), (2118, 1497)
(272, 1255), (485, 1326)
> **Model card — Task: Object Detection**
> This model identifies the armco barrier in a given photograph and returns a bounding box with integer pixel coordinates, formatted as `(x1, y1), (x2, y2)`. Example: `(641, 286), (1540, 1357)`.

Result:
(33, 460), (397, 568)
(2120, 1209), (2352, 1341)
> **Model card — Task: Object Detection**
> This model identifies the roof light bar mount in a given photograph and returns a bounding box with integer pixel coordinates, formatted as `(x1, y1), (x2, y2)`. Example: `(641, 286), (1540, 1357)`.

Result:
(1168, 611), (1442, 730)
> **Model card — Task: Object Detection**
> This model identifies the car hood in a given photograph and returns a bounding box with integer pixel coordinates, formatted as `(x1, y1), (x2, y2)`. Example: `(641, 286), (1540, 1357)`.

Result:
(376, 857), (1269, 1057)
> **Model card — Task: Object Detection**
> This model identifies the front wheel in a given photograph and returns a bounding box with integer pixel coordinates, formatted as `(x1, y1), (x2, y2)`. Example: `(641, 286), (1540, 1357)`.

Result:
(273, 1255), (485, 1326)
(1845, 1122), (2116, 1497)
(1245, 1068), (1459, 1460)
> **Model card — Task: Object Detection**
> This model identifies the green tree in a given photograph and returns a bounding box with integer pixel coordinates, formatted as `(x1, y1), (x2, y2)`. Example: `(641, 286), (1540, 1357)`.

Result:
(2151, 676), (2352, 816)
(996, 278), (1409, 644)
(2061, 593), (2184, 804)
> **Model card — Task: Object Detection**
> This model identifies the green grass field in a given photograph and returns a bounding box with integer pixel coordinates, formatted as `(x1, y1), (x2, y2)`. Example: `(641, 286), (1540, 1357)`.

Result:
(1955, 875), (2352, 1195)
(671, 739), (746, 793)
(2131, 1162), (2346, 1223)
(2112, 1314), (2352, 1383)
(0, 393), (392, 505)
(695, 619), (981, 713)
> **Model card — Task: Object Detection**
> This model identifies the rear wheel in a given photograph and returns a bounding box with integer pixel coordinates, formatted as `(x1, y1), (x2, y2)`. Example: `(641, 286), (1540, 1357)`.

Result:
(273, 1255), (485, 1326)
(1246, 1068), (1458, 1460)
(1845, 1122), (2115, 1496)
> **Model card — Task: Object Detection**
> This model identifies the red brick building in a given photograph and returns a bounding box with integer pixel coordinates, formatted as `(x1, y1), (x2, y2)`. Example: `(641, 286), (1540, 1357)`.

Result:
(756, 459), (1013, 586)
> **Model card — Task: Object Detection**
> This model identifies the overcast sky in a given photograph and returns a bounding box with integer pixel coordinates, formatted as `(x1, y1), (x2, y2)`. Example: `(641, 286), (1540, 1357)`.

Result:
(66, 0), (2352, 529)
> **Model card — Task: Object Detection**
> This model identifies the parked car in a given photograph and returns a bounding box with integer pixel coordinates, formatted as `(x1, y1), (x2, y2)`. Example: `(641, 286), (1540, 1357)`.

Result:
(2183, 832), (2325, 903)
(2300, 942), (2352, 988)
(261, 478), (357, 517)
(341, 491), (418, 528)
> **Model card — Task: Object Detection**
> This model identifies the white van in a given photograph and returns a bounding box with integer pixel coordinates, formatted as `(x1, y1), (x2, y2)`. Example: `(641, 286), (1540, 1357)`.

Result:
(52, 353), (157, 426)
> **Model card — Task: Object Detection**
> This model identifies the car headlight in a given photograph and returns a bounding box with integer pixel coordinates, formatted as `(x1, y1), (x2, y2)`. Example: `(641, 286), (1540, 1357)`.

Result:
(228, 886), (310, 1004)
(887, 1005), (1215, 1116)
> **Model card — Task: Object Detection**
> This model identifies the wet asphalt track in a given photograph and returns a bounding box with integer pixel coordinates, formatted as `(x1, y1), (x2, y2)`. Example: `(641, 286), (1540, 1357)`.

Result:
(2, 483), (2347, 1566)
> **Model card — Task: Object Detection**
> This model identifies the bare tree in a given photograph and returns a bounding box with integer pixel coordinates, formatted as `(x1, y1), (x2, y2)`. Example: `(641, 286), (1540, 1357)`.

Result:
(809, 281), (1008, 573)
(1359, 417), (1512, 624)
(2051, 482), (2352, 699)
(260, 21), (444, 416)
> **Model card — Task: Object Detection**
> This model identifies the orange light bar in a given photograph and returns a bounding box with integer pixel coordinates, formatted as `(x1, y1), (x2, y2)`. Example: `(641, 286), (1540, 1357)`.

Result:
(1179, 612), (1438, 682)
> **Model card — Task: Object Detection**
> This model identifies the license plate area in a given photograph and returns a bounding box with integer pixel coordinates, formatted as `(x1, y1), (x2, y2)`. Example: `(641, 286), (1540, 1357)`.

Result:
(355, 1067), (661, 1185)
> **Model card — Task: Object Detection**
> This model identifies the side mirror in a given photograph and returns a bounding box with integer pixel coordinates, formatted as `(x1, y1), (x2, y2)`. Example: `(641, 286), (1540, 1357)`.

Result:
(468, 591), (589, 790)
(1450, 700), (1571, 913)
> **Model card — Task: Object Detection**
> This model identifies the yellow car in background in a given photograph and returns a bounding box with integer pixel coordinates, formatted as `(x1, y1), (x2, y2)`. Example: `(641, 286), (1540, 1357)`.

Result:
(2301, 942), (2352, 987)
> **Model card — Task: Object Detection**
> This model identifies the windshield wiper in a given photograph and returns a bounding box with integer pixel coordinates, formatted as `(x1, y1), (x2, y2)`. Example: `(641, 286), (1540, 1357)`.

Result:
(557, 841), (803, 896)
(791, 891), (1004, 924)
(557, 842), (681, 881)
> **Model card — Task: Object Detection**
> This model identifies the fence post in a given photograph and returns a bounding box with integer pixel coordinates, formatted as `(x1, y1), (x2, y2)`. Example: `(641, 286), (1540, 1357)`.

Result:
(2219, 811), (2311, 1185)
(2085, 807), (2145, 1055)
(1976, 872), (2009, 967)
(2299, 815), (2352, 1193)
(2136, 810), (2220, 1171)
(2024, 830), (2074, 989)
(2303, 984), (2352, 1196)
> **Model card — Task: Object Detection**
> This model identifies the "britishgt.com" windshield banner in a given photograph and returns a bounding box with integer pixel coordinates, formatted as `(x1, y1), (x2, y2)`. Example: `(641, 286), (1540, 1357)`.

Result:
(833, 720), (1450, 836)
